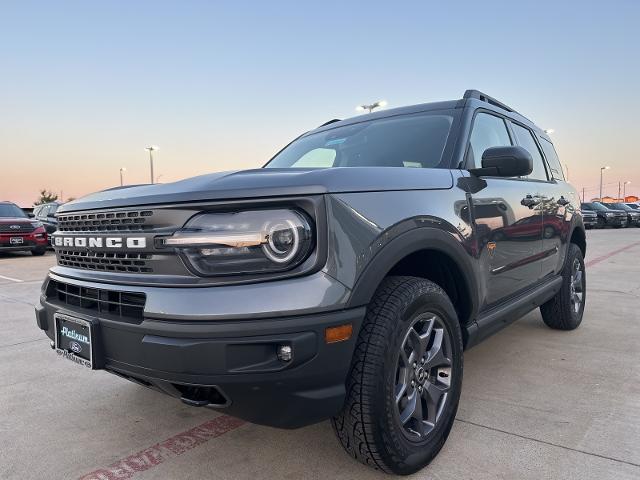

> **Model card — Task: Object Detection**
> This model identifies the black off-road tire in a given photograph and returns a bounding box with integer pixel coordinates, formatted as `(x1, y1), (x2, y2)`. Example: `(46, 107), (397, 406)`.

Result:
(331, 276), (463, 475)
(540, 243), (586, 330)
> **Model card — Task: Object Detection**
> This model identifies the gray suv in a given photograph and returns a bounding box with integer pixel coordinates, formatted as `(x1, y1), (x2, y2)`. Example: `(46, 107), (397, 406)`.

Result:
(35, 90), (586, 474)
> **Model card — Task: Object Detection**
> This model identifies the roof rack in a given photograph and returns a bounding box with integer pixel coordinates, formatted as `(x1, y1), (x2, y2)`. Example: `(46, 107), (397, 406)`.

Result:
(319, 118), (341, 127)
(463, 90), (514, 113)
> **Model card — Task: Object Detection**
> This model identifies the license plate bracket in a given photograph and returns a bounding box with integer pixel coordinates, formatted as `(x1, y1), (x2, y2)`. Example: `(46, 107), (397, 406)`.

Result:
(54, 313), (99, 369)
(10, 237), (24, 244)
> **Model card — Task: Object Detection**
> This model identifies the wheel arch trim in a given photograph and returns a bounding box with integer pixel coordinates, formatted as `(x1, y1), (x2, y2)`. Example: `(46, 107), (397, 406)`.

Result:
(346, 227), (480, 324)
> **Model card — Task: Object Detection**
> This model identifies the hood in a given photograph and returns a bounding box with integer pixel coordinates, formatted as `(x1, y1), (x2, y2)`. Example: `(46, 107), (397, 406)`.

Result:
(59, 167), (454, 213)
(0, 217), (32, 224)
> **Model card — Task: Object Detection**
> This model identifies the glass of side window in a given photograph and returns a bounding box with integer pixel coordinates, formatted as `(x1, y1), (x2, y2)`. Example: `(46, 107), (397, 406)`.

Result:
(539, 138), (565, 181)
(467, 112), (512, 168)
(511, 124), (548, 181)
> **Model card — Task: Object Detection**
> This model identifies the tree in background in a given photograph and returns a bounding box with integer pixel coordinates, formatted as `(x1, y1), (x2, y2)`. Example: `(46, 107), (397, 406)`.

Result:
(34, 189), (58, 205)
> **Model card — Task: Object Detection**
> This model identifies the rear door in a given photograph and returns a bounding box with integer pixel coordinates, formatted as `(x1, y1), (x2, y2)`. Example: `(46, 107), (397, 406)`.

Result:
(510, 124), (571, 278)
(466, 111), (544, 308)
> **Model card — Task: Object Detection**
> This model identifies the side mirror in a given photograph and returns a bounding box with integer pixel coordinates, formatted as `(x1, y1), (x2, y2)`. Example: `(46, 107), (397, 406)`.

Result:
(27, 212), (35, 218)
(469, 146), (533, 178)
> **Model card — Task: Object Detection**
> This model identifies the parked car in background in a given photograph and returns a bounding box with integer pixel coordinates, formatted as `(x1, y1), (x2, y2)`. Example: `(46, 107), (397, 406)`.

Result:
(33, 201), (63, 241)
(581, 202), (627, 228)
(0, 201), (48, 255)
(580, 207), (598, 229)
(606, 203), (640, 227)
(625, 203), (640, 211)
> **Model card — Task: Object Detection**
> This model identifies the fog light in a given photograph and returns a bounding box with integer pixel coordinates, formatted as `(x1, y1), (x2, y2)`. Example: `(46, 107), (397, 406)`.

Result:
(277, 345), (293, 362)
(50, 340), (55, 349)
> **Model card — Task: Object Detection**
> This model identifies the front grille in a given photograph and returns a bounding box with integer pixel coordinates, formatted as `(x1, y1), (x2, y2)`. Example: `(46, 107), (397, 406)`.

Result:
(0, 223), (35, 233)
(57, 250), (153, 273)
(47, 279), (146, 323)
(57, 210), (154, 232)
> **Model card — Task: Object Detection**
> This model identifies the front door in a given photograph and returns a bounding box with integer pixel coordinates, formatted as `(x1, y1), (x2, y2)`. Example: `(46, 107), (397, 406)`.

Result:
(466, 112), (544, 308)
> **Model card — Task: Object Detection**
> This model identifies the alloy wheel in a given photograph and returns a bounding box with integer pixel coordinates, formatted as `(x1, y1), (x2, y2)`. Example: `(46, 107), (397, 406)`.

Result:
(569, 258), (584, 314)
(394, 312), (453, 441)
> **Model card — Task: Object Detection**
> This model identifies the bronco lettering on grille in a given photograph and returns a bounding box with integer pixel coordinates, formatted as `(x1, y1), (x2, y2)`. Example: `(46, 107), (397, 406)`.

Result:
(53, 236), (147, 249)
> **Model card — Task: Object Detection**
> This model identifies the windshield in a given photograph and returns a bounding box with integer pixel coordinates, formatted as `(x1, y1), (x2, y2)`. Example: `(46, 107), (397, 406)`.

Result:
(610, 203), (632, 211)
(0, 204), (27, 218)
(582, 202), (609, 211)
(265, 111), (455, 169)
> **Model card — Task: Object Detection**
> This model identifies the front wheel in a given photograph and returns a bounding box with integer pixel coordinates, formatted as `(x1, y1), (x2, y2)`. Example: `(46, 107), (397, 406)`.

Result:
(332, 276), (463, 475)
(540, 243), (586, 330)
(31, 247), (46, 256)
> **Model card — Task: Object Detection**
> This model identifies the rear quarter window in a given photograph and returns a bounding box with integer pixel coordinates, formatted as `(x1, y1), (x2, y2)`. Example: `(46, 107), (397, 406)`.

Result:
(540, 138), (565, 181)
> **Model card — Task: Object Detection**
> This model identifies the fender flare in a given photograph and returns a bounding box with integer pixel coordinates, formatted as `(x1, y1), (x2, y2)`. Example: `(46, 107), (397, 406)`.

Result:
(346, 227), (480, 324)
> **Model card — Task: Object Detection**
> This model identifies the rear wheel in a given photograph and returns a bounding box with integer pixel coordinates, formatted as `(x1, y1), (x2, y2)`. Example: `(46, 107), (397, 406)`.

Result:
(540, 243), (585, 330)
(332, 276), (463, 475)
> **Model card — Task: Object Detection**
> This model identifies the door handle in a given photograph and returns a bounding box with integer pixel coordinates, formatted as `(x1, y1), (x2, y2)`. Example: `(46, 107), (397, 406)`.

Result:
(557, 196), (570, 206)
(521, 195), (541, 208)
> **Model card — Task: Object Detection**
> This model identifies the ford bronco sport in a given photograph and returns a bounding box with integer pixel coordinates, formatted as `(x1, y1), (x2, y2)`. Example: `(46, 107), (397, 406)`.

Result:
(35, 90), (586, 474)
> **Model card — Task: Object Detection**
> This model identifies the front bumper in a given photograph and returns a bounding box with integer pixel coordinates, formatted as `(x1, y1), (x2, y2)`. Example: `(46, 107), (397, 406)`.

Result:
(35, 272), (364, 428)
(627, 215), (640, 226)
(604, 216), (627, 227)
(0, 232), (47, 251)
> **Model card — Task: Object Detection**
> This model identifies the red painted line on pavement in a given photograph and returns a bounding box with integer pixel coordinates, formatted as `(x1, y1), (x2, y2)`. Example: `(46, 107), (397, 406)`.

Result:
(585, 240), (640, 268)
(78, 415), (245, 480)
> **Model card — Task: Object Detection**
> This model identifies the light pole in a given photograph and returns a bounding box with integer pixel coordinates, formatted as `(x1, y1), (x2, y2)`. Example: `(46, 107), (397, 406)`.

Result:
(145, 146), (159, 184)
(119, 167), (126, 186)
(599, 166), (610, 201)
(356, 100), (388, 113)
(623, 181), (631, 200)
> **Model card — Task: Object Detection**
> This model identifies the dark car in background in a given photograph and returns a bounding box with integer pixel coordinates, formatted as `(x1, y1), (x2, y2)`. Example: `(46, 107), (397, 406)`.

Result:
(33, 201), (63, 241)
(581, 202), (627, 228)
(580, 207), (597, 229)
(606, 203), (640, 227)
(0, 201), (48, 255)
(625, 203), (640, 211)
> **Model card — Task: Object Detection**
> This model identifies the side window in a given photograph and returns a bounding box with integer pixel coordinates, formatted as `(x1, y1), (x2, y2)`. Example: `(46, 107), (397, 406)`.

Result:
(39, 205), (50, 218)
(540, 138), (565, 181)
(511, 124), (548, 181)
(468, 113), (512, 168)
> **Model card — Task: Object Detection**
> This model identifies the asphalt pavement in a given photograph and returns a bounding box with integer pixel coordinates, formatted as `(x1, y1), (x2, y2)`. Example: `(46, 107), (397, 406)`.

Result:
(1, 228), (638, 479)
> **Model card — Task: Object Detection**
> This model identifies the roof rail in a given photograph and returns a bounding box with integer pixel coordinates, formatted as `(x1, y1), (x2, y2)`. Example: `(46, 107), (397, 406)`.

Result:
(318, 118), (341, 127)
(463, 90), (514, 113)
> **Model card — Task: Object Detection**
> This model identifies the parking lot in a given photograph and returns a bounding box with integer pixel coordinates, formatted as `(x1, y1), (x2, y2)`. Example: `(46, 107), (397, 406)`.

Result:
(0, 228), (638, 480)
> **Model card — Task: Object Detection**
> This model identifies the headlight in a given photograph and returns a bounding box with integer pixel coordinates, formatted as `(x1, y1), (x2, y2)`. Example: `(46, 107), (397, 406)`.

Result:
(163, 209), (314, 276)
(605, 212), (614, 217)
(31, 221), (43, 228)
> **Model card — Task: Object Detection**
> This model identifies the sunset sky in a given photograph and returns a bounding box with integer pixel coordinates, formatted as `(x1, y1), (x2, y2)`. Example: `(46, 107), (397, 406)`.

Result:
(1, 1), (639, 207)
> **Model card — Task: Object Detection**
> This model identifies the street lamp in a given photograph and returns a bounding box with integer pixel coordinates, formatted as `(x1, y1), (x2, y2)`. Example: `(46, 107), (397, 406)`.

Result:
(599, 166), (610, 200)
(356, 100), (388, 113)
(144, 145), (159, 184)
(623, 181), (631, 199)
(119, 167), (127, 186)
(544, 128), (555, 134)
